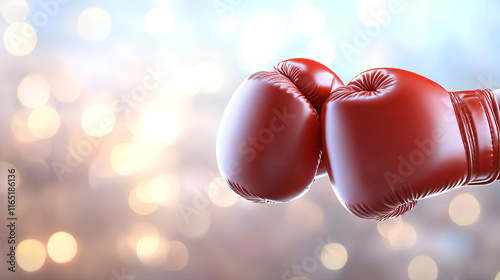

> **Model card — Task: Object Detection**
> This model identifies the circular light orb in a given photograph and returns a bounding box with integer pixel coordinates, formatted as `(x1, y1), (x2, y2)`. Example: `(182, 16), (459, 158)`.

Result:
(208, 177), (239, 208)
(17, 239), (46, 272)
(387, 222), (417, 250)
(110, 142), (143, 175)
(135, 179), (155, 203)
(148, 174), (181, 206)
(11, 109), (38, 142)
(2, 0), (30, 23)
(81, 103), (115, 137)
(164, 240), (189, 271)
(4, 22), (37, 56)
(495, 272), (500, 280)
(320, 243), (348, 270)
(47, 232), (78, 264)
(129, 187), (158, 215)
(357, 0), (388, 27)
(17, 75), (51, 108)
(449, 193), (480, 226)
(28, 106), (60, 139)
(136, 235), (160, 256)
(304, 36), (336, 66)
(408, 255), (438, 280)
(176, 208), (211, 238)
(293, 5), (325, 37)
(377, 216), (404, 238)
(137, 236), (169, 266)
(77, 7), (112, 41)
(144, 7), (174, 36)
(132, 109), (182, 148)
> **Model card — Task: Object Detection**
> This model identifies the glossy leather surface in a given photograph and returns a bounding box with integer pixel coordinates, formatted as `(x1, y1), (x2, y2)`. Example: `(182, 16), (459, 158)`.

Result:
(217, 58), (343, 203)
(322, 68), (500, 220)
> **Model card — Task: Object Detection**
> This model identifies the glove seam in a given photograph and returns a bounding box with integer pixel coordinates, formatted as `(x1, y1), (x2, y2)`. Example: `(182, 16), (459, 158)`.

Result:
(475, 89), (500, 183)
(448, 91), (475, 185)
(474, 90), (496, 182)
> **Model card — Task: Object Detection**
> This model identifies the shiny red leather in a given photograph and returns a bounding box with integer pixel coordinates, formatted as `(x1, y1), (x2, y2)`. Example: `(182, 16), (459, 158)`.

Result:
(322, 68), (500, 220)
(217, 58), (343, 203)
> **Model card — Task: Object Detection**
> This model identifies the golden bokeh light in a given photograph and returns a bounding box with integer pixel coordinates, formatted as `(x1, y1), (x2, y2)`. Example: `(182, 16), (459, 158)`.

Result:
(47, 232), (78, 264)
(320, 243), (348, 270)
(11, 109), (38, 143)
(176, 208), (211, 238)
(132, 108), (182, 148)
(1, 0), (30, 23)
(116, 223), (160, 263)
(137, 235), (160, 256)
(4, 21), (37, 56)
(408, 255), (438, 280)
(135, 179), (155, 203)
(144, 7), (174, 36)
(17, 75), (51, 108)
(449, 193), (480, 226)
(49, 71), (84, 102)
(28, 106), (61, 139)
(357, 0), (388, 27)
(17, 239), (46, 272)
(148, 174), (181, 206)
(81, 103), (115, 137)
(377, 216), (404, 238)
(208, 177), (239, 208)
(137, 236), (170, 266)
(164, 240), (189, 271)
(110, 142), (143, 175)
(388, 222), (417, 250)
(495, 271), (500, 280)
(77, 7), (112, 41)
(129, 187), (159, 215)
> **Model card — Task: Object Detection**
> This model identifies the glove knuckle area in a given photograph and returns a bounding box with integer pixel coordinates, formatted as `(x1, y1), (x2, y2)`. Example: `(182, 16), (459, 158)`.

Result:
(273, 58), (341, 114)
(217, 72), (322, 203)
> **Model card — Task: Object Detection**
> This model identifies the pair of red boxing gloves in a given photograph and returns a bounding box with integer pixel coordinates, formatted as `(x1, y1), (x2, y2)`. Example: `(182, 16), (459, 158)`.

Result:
(216, 58), (500, 221)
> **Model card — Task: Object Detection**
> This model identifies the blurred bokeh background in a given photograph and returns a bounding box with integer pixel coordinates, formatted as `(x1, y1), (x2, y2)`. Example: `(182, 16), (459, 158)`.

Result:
(0, 0), (500, 279)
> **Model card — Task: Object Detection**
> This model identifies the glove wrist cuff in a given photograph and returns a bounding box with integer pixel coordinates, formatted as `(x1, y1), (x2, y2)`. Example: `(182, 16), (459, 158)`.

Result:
(449, 89), (500, 184)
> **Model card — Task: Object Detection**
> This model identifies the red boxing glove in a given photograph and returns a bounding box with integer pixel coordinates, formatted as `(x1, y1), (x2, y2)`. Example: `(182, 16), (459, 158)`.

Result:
(217, 58), (344, 203)
(322, 68), (500, 220)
